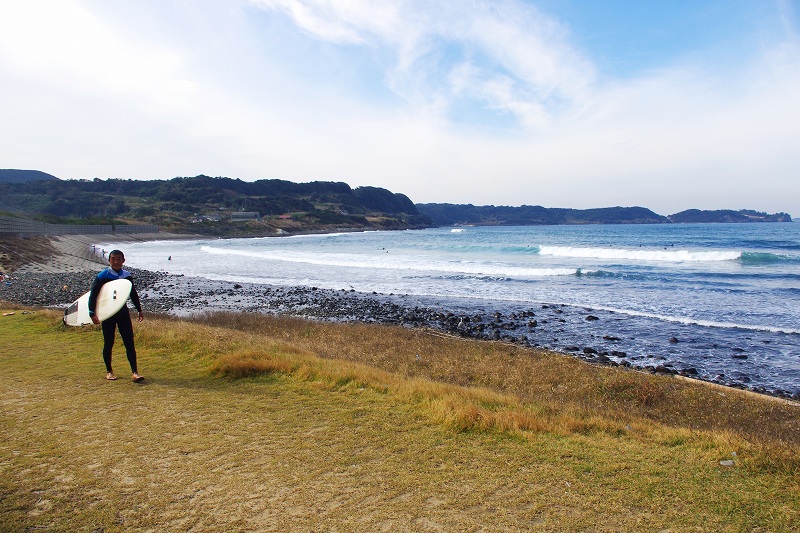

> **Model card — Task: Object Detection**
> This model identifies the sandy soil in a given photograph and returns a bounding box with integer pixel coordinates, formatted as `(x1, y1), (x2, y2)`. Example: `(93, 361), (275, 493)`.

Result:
(0, 233), (195, 274)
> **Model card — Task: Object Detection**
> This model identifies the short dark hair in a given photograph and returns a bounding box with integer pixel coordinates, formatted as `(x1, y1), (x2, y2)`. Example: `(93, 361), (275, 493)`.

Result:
(109, 249), (125, 259)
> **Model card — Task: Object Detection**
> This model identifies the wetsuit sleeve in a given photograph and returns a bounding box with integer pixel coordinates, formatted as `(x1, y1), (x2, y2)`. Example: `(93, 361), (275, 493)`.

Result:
(87, 276), (106, 316)
(129, 278), (142, 313)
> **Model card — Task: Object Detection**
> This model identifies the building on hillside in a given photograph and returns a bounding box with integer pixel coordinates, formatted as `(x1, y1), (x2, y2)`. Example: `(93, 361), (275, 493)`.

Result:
(230, 211), (260, 222)
(189, 213), (223, 223)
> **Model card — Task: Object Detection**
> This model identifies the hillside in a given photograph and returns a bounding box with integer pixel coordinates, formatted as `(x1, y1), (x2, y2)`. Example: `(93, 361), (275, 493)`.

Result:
(416, 204), (794, 226)
(0, 170), (792, 236)
(0, 169), (59, 183)
(0, 174), (432, 235)
(416, 203), (668, 226)
(669, 209), (793, 223)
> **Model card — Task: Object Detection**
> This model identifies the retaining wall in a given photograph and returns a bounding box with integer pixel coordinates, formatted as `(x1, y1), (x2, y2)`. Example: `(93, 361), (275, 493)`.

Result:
(0, 215), (158, 238)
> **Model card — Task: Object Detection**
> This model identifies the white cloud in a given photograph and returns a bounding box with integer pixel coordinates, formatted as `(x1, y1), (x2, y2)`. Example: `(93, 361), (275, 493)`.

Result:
(0, 0), (798, 215)
(0, 0), (196, 111)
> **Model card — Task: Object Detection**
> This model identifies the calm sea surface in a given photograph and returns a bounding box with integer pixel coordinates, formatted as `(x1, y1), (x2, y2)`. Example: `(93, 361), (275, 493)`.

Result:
(108, 223), (800, 395)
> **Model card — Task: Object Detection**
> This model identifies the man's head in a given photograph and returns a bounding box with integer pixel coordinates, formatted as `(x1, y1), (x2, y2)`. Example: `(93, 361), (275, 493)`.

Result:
(108, 250), (125, 270)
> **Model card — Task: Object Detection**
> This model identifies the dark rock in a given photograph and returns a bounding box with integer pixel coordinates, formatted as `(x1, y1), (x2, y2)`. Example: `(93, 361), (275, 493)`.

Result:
(585, 315), (599, 321)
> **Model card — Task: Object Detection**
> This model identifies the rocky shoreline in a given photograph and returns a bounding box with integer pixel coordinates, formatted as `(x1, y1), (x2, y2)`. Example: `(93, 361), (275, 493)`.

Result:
(3, 265), (797, 401)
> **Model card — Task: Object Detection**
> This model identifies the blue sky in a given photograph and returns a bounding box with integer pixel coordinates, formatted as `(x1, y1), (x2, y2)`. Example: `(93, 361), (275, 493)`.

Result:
(1, 0), (798, 216)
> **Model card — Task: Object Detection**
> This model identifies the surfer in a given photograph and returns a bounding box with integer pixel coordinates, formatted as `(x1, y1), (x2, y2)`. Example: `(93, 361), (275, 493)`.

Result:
(89, 249), (145, 383)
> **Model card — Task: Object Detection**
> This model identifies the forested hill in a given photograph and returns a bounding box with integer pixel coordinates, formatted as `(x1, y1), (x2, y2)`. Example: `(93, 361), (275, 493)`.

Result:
(0, 170), (792, 235)
(416, 204), (793, 226)
(667, 209), (793, 223)
(416, 204), (669, 226)
(0, 169), (59, 183)
(0, 173), (429, 235)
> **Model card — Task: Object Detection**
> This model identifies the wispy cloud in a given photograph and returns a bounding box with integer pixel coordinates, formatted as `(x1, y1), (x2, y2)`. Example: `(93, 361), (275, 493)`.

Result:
(251, 0), (595, 128)
(253, 0), (373, 44)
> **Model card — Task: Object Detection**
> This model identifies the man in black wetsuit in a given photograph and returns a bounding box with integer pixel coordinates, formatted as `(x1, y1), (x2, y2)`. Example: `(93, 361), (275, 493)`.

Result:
(89, 249), (145, 382)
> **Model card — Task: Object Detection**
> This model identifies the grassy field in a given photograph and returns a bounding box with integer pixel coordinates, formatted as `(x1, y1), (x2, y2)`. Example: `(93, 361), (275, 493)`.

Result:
(1, 306), (798, 532)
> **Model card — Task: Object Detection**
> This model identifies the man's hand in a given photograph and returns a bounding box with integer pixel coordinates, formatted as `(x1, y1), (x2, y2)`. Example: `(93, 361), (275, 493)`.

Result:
(137, 311), (144, 323)
(91, 315), (100, 325)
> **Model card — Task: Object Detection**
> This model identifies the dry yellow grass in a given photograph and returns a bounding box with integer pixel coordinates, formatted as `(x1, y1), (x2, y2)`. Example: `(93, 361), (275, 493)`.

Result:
(197, 312), (800, 452)
(2, 306), (799, 531)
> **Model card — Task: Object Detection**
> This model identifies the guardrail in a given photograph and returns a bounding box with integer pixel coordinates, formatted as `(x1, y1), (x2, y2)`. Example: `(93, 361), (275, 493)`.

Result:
(0, 215), (158, 238)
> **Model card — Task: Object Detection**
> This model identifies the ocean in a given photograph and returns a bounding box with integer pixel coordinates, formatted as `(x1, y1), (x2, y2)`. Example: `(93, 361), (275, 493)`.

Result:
(107, 222), (800, 396)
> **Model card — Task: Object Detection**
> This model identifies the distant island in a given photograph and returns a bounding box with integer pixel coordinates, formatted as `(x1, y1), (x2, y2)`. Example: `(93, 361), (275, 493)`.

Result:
(0, 169), (793, 236)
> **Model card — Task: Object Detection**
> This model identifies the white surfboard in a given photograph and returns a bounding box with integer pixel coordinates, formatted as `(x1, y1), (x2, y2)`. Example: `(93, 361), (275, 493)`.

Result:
(63, 278), (132, 326)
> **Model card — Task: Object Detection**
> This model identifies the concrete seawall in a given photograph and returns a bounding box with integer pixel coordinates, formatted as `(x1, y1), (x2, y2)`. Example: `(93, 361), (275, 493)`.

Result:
(0, 215), (158, 238)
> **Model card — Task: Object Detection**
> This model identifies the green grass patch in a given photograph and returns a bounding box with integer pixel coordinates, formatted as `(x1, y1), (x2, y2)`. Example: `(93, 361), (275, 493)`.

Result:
(1, 306), (799, 531)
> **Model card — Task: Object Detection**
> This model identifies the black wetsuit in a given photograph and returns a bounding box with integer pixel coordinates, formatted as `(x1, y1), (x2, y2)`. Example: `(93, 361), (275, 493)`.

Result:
(88, 267), (142, 374)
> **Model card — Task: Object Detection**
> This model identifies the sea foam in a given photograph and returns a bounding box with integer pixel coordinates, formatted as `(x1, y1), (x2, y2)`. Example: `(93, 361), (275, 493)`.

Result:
(199, 245), (580, 278)
(537, 246), (741, 262)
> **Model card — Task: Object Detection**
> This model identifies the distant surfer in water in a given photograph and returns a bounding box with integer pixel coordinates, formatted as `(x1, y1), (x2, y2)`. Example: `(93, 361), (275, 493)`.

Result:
(89, 249), (145, 383)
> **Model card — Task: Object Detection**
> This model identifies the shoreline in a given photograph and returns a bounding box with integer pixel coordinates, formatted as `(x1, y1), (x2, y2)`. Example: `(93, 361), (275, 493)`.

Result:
(2, 234), (798, 402)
